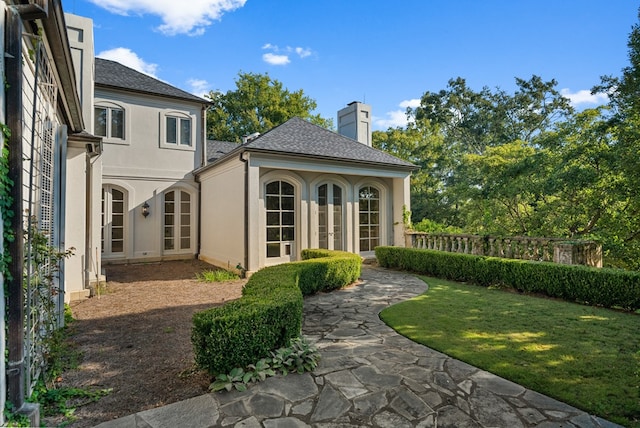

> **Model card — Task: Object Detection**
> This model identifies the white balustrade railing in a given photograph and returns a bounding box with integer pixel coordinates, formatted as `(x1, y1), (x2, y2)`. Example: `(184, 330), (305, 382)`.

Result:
(405, 232), (602, 267)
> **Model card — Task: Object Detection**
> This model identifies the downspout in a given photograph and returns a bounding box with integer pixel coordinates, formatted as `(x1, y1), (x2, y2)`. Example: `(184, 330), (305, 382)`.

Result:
(196, 104), (207, 258)
(85, 145), (100, 287)
(239, 151), (249, 274)
(195, 174), (201, 259)
(85, 151), (91, 286)
(5, 6), (25, 411)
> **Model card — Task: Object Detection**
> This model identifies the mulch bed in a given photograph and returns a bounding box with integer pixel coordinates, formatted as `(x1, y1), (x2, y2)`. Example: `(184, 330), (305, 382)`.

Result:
(43, 259), (245, 428)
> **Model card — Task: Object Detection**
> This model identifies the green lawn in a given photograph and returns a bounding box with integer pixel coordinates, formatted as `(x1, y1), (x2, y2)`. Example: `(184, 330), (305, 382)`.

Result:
(380, 276), (640, 427)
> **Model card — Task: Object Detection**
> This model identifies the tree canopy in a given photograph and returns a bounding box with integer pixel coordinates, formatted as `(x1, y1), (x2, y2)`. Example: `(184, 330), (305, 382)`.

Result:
(206, 72), (332, 143)
(372, 10), (640, 270)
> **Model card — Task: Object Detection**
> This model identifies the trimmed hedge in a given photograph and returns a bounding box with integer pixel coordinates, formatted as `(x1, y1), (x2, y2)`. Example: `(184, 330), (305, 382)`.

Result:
(375, 246), (640, 311)
(192, 249), (361, 375)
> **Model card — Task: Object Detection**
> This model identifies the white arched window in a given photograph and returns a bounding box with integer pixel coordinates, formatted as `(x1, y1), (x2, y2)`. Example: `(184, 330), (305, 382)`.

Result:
(265, 180), (295, 260)
(95, 102), (125, 141)
(160, 111), (195, 150)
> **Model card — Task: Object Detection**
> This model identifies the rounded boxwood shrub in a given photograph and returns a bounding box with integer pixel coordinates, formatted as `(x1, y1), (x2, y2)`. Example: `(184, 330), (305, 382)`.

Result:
(192, 250), (361, 375)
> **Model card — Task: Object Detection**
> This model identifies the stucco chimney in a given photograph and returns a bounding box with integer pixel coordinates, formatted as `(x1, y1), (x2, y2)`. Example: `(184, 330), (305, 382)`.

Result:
(337, 102), (372, 146)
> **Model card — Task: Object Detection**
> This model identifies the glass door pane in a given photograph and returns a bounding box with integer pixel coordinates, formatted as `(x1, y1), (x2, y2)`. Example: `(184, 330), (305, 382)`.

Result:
(332, 185), (343, 250)
(318, 184), (328, 249)
(317, 184), (344, 250)
(359, 186), (380, 252)
(266, 181), (295, 261)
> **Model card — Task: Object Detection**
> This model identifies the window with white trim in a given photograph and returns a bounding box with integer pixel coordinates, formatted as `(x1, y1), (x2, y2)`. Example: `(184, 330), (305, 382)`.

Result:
(95, 105), (125, 140)
(165, 115), (192, 147)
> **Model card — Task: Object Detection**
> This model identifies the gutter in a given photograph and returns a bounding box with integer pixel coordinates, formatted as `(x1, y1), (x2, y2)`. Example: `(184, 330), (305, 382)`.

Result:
(40, 0), (84, 132)
(239, 152), (249, 274)
(195, 146), (418, 177)
(6, 5), (26, 411)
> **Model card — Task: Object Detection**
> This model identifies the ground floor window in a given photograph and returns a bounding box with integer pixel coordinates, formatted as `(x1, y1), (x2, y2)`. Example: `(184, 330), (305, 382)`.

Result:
(359, 185), (380, 252)
(164, 190), (191, 251)
(102, 185), (126, 255)
(266, 180), (295, 258)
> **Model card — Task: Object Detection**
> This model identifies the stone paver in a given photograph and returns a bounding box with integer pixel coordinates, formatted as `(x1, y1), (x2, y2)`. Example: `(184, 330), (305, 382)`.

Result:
(94, 265), (622, 428)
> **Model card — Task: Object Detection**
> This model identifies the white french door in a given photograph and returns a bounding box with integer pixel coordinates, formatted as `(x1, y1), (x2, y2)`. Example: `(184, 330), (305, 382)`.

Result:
(318, 184), (344, 250)
(102, 185), (126, 256)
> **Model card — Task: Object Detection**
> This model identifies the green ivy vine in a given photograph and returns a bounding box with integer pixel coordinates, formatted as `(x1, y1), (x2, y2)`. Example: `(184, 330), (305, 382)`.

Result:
(0, 122), (14, 281)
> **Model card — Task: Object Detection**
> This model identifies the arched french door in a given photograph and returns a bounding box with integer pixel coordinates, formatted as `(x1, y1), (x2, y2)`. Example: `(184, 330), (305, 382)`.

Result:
(102, 185), (126, 257)
(359, 185), (380, 252)
(265, 180), (295, 263)
(163, 190), (192, 252)
(318, 183), (344, 250)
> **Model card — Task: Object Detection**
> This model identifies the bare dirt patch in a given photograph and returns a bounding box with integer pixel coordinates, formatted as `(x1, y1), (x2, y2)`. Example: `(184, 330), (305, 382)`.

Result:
(44, 259), (246, 428)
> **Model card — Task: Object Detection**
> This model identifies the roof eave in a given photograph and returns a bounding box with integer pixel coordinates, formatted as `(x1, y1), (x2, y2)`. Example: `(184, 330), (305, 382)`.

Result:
(95, 82), (211, 106)
(245, 147), (417, 170)
(40, 0), (84, 132)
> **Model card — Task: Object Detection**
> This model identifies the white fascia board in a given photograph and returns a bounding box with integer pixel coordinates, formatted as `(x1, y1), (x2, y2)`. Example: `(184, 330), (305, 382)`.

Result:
(248, 153), (410, 179)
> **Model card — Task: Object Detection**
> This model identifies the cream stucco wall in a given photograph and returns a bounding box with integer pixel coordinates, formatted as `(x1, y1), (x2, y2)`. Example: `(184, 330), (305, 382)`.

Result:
(63, 145), (88, 302)
(97, 89), (205, 264)
(198, 150), (412, 273)
(96, 90), (203, 175)
(198, 156), (246, 271)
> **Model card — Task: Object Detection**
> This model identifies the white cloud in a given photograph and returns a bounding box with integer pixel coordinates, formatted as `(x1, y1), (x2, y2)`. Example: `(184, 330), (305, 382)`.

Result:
(399, 98), (421, 109)
(262, 43), (313, 65)
(295, 47), (312, 58)
(374, 110), (410, 129)
(97, 48), (158, 77)
(262, 53), (290, 66)
(373, 99), (420, 129)
(188, 78), (211, 97)
(560, 88), (609, 107)
(88, 0), (247, 36)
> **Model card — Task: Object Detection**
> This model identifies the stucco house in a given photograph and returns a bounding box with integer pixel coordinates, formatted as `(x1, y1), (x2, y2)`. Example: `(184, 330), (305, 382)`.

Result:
(197, 110), (416, 275)
(94, 57), (209, 264)
(63, 16), (415, 282)
(0, 5), (415, 422)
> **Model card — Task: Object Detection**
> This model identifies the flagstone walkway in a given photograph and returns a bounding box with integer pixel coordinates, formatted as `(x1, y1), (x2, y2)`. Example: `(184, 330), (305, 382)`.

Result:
(95, 266), (621, 427)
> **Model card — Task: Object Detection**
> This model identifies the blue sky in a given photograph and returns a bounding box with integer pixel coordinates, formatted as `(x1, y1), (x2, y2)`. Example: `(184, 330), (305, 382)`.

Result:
(61, 0), (638, 131)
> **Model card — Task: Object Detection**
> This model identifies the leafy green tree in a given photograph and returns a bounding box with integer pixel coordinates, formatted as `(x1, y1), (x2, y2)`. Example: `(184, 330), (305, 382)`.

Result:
(461, 140), (538, 235)
(207, 72), (333, 142)
(592, 9), (640, 269)
(373, 121), (454, 224)
(405, 76), (573, 230)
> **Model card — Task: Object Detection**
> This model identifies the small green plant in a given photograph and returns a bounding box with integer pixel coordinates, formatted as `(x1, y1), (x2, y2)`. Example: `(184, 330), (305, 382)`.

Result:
(33, 384), (111, 420)
(31, 304), (112, 425)
(209, 336), (320, 392)
(4, 402), (31, 427)
(270, 336), (321, 375)
(196, 269), (239, 282)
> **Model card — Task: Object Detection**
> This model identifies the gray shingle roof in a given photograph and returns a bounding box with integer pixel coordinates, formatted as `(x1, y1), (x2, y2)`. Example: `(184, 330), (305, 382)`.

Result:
(95, 58), (208, 104)
(241, 117), (415, 168)
(207, 140), (239, 162)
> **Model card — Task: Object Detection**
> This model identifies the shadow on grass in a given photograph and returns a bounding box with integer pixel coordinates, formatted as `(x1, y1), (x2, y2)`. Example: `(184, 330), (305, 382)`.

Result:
(380, 276), (640, 427)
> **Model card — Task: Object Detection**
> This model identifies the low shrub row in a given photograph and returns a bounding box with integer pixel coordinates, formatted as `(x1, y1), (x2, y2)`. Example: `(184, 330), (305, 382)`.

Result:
(375, 246), (640, 311)
(192, 249), (361, 375)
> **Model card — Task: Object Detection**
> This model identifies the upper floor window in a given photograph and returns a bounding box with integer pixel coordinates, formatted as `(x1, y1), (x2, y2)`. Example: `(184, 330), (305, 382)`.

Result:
(95, 106), (125, 140)
(166, 116), (191, 146)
